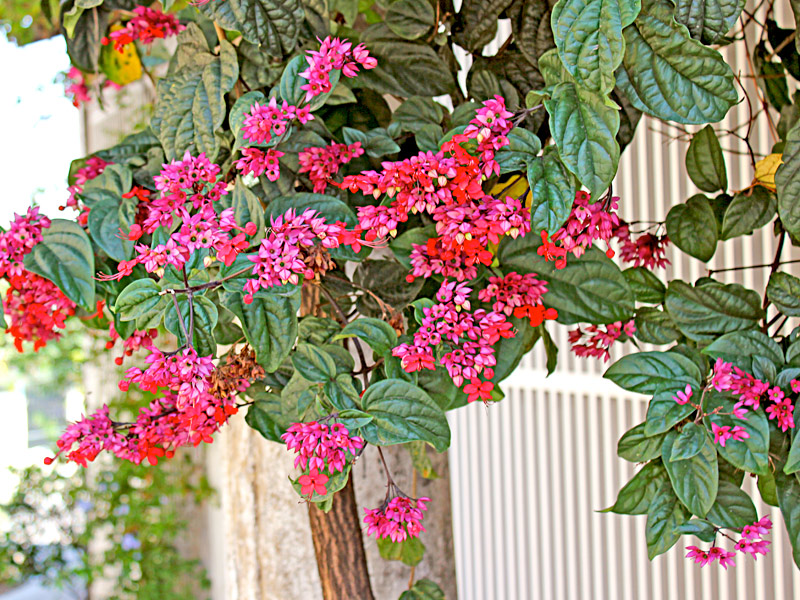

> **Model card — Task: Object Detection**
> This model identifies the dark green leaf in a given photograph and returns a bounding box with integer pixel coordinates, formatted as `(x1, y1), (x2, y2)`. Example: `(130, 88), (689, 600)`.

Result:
(634, 307), (681, 345)
(541, 324), (558, 375)
(608, 461), (668, 514)
(218, 179), (266, 245)
(785, 431), (800, 474)
(23, 219), (95, 310)
(618, 422), (666, 462)
(544, 81), (620, 197)
(721, 187), (777, 240)
(604, 350), (702, 394)
(777, 122), (800, 240)
(662, 429), (718, 516)
(385, 0), (435, 40)
(685, 126), (727, 192)
(495, 127), (543, 173)
(673, 0), (745, 44)
(246, 393), (289, 442)
(644, 390), (696, 436)
(767, 272), (800, 317)
(324, 375), (362, 411)
(64, 5), (108, 72)
(526, 147), (577, 235)
(669, 423), (707, 461)
(701, 330), (784, 373)
(87, 197), (136, 261)
(333, 318), (398, 358)
(114, 279), (168, 327)
(664, 280), (764, 342)
(646, 480), (691, 558)
(706, 480), (758, 528)
(453, 0), (515, 52)
(390, 226), (436, 269)
(291, 343), (337, 383)
(704, 393), (770, 476)
(676, 519), (717, 542)
(499, 240), (635, 324)
(392, 96), (444, 132)
(616, 0), (737, 124)
(665, 195), (718, 262)
(624, 267), (666, 304)
(199, 0), (304, 56)
(80, 164), (132, 206)
(551, 0), (641, 94)
(353, 260), (423, 316)
(223, 289), (301, 372)
(775, 470), (800, 568)
(165, 295), (219, 356)
(360, 379), (450, 452)
(399, 578), (445, 600)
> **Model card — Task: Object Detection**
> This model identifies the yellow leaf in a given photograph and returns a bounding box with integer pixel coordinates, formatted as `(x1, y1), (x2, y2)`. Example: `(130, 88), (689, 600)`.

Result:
(754, 153), (783, 191)
(99, 25), (143, 86)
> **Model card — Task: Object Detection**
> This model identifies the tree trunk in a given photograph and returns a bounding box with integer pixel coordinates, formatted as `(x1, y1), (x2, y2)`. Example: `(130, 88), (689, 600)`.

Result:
(307, 477), (375, 600)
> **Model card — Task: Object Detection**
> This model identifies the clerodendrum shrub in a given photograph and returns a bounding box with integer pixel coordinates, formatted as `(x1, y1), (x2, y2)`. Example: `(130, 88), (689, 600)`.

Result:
(4, 0), (800, 579)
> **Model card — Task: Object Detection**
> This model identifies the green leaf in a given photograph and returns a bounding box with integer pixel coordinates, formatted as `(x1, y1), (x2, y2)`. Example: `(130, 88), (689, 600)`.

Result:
(664, 280), (764, 342)
(646, 480), (691, 558)
(669, 423), (707, 461)
(218, 179), (266, 245)
(360, 379), (450, 452)
(775, 470), (800, 568)
(499, 240), (635, 324)
(229, 91), (266, 139)
(198, 0), (304, 57)
(665, 195), (718, 262)
(634, 307), (681, 345)
(392, 96), (444, 132)
(778, 122), (800, 241)
(495, 127), (543, 173)
(704, 393), (770, 476)
(114, 279), (167, 327)
(292, 463), (352, 504)
(604, 350), (702, 394)
(151, 30), (239, 161)
(292, 343), (337, 383)
(676, 519), (717, 542)
(541, 324), (558, 375)
(706, 480), (758, 529)
(333, 318), (398, 358)
(685, 126), (727, 192)
(377, 536), (425, 567)
(246, 393), (289, 442)
(80, 163), (132, 206)
(618, 422), (666, 462)
(385, 0), (435, 40)
(673, 0), (745, 43)
(400, 578), (445, 600)
(23, 219), (95, 310)
(786, 432), (800, 474)
(390, 226), (436, 269)
(353, 260), (423, 317)
(644, 390), (696, 436)
(608, 461), (668, 514)
(551, 0), (641, 94)
(165, 295), (219, 356)
(265, 193), (361, 262)
(767, 272), (800, 317)
(64, 5), (108, 72)
(87, 196), (137, 261)
(544, 81), (620, 197)
(624, 267), (666, 304)
(616, 0), (737, 124)
(223, 289), (301, 372)
(720, 187), (777, 240)
(279, 54), (341, 110)
(453, 0), (515, 52)
(526, 147), (577, 235)
(662, 429), (718, 516)
(702, 330), (784, 373)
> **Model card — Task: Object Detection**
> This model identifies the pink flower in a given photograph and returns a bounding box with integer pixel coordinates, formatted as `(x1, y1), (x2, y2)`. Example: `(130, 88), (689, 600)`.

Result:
(568, 320), (635, 362)
(102, 6), (184, 53)
(673, 384), (693, 405)
(298, 468), (330, 497)
(282, 421), (363, 473)
(710, 422), (749, 447)
(298, 142), (364, 193)
(766, 396), (795, 432)
(614, 223), (670, 269)
(363, 495), (430, 543)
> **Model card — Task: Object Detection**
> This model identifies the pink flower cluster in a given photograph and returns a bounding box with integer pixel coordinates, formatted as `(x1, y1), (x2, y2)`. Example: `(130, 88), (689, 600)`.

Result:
(63, 156), (111, 226)
(568, 320), (635, 362)
(234, 148), (284, 181)
(104, 152), (263, 280)
(477, 272), (548, 317)
(298, 142), (364, 193)
(550, 190), (620, 261)
(241, 97), (313, 146)
(283, 421), (364, 497)
(102, 6), (184, 53)
(242, 208), (363, 302)
(710, 422), (749, 446)
(0, 207), (51, 278)
(340, 98), (527, 282)
(685, 516), (772, 569)
(394, 277), (554, 402)
(119, 347), (214, 406)
(614, 223), (670, 269)
(463, 95), (515, 177)
(299, 36), (377, 103)
(364, 495), (430, 543)
(711, 359), (795, 431)
(106, 322), (158, 366)
(64, 67), (91, 108)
